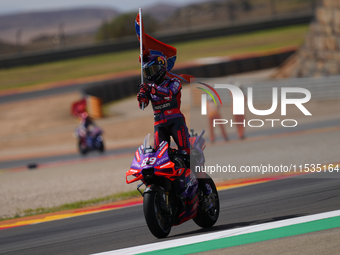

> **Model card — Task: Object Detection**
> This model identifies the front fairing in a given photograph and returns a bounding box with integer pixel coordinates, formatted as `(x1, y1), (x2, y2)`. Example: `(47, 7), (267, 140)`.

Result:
(126, 140), (178, 184)
(126, 136), (200, 225)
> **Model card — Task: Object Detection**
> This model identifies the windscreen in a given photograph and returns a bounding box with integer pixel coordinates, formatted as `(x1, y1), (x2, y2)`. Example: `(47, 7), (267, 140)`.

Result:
(142, 133), (154, 153)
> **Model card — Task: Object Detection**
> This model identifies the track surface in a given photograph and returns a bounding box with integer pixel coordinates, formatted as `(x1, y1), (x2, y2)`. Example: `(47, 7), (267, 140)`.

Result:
(0, 82), (91, 105)
(0, 172), (339, 255)
(2, 118), (340, 169)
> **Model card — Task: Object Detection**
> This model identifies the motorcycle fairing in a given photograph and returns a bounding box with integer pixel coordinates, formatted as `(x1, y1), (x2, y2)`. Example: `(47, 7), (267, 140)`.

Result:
(173, 168), (199, 225)
(126, 138), (199, 225)
(126, 141), (184, 183)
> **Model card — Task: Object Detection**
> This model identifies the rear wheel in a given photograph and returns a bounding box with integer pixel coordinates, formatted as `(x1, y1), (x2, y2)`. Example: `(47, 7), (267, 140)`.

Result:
(143, 191), (171, 238)
(78, 139), (87, 155)
(193, 174), (219, 228)
(98, 140), (105, 153)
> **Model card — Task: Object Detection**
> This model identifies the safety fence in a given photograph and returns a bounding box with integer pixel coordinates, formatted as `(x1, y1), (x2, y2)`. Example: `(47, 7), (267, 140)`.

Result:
(83, 49), (296, 104)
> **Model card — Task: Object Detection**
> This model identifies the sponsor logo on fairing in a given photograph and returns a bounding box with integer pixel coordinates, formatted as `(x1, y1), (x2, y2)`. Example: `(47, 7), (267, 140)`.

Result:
(135, 150), (141, 162)
(160, 162), (172, 168)
(155, 156), (169, 166)
(158, 144), (168, 158)
(131, 162), (141, 168)
(185, 175), (197, 193)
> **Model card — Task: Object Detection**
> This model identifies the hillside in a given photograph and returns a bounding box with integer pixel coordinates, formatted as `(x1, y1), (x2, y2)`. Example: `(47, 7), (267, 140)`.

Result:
(0, 8), (119, 43)
(0, 40), (18, 55)
(0, 0), (314, 56)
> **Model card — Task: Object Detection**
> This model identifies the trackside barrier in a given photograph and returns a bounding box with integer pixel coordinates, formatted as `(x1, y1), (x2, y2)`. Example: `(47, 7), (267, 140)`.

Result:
(82, 50), (296, 104)
(86, 95), (103, 119)
(83, 75), (141, 104)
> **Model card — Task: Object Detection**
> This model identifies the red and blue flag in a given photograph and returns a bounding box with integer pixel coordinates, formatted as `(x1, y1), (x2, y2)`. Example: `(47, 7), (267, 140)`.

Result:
(135, 13), (195, 83)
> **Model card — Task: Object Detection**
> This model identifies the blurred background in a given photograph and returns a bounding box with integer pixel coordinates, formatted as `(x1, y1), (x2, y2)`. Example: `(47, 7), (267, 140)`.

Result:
(0, 0), (316, 55)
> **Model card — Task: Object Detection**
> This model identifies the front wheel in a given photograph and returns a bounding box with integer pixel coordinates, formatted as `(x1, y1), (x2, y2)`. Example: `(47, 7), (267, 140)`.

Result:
(143, 191), (171, 238)
(193, 174), (220, 228)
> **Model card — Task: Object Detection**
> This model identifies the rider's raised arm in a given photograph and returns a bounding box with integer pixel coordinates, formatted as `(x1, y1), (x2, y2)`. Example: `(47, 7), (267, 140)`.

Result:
(151, 78), (182, 99)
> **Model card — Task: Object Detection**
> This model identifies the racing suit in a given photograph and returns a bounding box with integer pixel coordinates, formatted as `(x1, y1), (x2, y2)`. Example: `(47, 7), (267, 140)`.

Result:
(141, 76), (190, 155)
(78, 115), (97, 143)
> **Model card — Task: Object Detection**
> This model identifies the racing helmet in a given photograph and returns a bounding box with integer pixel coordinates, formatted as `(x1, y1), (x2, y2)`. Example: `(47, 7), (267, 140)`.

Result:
(143, 55), (167, 82)
(80, 112), (91, 125)
(81, 112), (89, 120)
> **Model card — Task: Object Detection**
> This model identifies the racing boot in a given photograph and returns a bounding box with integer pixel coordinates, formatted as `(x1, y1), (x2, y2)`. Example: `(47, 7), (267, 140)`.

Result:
(178, 149), (190, 169)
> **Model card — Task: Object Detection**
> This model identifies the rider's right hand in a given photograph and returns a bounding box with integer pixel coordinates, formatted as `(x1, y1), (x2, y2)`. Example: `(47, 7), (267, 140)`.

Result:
(137, 92), (149, 109)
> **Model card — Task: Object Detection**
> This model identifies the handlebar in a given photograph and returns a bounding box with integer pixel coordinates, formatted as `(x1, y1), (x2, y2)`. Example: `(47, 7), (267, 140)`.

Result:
(192, 129), (205, 148)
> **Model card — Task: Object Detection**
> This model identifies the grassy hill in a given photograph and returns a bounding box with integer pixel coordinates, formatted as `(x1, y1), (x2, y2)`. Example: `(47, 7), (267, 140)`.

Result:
(0, 24), (309, 91)
(0, 8), (119, 44)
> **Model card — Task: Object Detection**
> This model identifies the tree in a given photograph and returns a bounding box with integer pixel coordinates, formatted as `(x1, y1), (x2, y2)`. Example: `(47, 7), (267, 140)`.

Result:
(96, 12), (157, 41)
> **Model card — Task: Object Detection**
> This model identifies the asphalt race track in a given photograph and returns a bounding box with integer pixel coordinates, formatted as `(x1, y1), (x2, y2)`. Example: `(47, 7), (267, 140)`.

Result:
(1, 70), (340, 254)
(2, 118), (340, 170)
(0, 82), (91, 105)
(0, 172), (339, 254)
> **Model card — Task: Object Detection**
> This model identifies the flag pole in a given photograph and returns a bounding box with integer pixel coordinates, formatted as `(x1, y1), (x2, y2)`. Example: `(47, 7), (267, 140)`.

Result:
(139, 8), (144, 111)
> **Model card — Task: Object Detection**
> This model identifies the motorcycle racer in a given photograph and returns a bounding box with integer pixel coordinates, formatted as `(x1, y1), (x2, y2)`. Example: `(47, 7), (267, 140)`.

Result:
(137, 54), (190, 160)
(78, 112), (97, 145)
(137, 54), (213, 210)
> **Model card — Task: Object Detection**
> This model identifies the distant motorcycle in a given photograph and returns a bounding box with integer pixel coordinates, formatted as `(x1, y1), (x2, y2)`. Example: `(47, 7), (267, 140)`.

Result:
(126, 130), (219, 238)
(75, 126), (104, 155)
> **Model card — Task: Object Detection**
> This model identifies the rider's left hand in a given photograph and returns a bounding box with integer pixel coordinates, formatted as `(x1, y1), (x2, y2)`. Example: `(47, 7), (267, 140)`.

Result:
(149, 85), (157, 95)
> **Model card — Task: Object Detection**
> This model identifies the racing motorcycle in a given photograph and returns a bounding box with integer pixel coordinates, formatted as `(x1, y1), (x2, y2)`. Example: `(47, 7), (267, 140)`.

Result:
(126, 129), (219, 238)
(74, 126), (104, 155)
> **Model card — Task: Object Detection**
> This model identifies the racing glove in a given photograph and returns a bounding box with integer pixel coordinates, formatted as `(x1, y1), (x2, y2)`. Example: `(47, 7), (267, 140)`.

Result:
(140, 83), (159, 95)
(137, 92), (149, 109)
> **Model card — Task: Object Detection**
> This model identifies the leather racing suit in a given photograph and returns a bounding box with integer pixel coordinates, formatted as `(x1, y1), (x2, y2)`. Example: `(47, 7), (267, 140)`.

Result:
(148, 76), (190, 155)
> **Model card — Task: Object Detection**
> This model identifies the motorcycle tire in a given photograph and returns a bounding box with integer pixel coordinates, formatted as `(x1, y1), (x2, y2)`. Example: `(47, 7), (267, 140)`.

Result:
(193, 174), (220, 228)
(143, 191), (171, 238)
(78, 140), (87, 155)
(98, 141), (105, 153)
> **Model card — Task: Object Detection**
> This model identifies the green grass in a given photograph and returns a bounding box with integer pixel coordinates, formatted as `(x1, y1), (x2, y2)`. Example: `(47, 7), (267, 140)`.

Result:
(0, 24), (309, 91)
(0, 189), (142, 221)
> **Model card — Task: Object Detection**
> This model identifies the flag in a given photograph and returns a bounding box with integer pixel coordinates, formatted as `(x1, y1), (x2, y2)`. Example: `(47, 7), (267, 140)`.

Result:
(135, 13), (195, 83)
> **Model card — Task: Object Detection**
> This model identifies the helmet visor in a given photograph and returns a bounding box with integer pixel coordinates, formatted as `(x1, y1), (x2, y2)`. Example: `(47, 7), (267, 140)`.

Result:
(143, 64), (161, 79)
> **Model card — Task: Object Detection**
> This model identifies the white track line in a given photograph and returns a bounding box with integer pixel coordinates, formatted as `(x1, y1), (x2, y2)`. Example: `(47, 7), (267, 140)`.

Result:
(91, 209), (340, 255)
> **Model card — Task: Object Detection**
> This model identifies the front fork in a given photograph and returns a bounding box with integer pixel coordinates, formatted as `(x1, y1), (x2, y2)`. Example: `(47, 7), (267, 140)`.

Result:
(138, 183), (172, 215)
(164, 191), (172, 214)
(137, 183), (144, 196)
